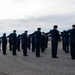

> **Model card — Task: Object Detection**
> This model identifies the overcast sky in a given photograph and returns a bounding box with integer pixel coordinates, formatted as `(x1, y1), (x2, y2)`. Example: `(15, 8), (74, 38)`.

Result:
(0, 0), (75, 35)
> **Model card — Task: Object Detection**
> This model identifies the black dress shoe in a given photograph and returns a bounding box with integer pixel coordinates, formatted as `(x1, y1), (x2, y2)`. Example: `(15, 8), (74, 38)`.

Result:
(3, 54), (7, 55)
(72, 58), (75, 60)
(65, 52), (69, 53)
(36, 55), (41, 57)
(41, 51), (45, 52)
(24, 54), (29, 56)
(52, 56), (58, 58)
(13, 54), (17, 55)
(32, 51), (35, 52)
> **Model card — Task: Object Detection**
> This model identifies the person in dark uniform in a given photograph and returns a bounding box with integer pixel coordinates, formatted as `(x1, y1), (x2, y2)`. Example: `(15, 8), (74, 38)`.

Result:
(35, 28), (41, 57)
(21, 33), (23, 50)
(47, 25), (60, 58)
(27, 34), (31, 50)
(1, 33), (7, 55)
(63, 31), (69, 53)
(41, 32), (46, 52)
(11, 30), (17, 55)
(31, 33), (36, 52)
(45, 35), (49, 48)
(61, 30), (66, 51)
(21, 31), (28, 56)
(17, 34), (20, 51)
(67, 25), (75, 59)
(7, 33), (12, 51)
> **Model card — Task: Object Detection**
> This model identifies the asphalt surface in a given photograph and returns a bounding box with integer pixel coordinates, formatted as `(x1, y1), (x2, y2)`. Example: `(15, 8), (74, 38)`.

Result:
(0, 42), (75, 75)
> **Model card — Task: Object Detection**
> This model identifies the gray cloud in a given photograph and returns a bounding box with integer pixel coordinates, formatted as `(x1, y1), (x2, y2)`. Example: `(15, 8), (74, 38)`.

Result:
(0, 13), (75, 35)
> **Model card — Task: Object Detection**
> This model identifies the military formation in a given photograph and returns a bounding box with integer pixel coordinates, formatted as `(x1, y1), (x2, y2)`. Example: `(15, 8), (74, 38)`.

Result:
(0, 25), (75, 60)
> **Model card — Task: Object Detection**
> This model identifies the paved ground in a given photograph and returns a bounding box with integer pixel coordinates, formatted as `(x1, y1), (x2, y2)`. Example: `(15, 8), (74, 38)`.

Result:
(0, 42), (75, 75)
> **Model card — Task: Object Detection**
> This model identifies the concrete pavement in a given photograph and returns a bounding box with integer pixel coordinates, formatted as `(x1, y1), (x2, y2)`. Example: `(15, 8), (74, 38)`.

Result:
(0, 42), (75, 75)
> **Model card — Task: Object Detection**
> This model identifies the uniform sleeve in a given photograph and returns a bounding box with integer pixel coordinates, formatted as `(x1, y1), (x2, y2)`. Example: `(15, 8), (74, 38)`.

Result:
(45, 30), (51, 35)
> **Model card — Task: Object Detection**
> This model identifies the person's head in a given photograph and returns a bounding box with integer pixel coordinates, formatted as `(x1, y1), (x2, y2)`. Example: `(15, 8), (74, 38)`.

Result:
(53, 25), (58, 29)
(41, 32), (45, 35)
(63, 30), (66, 32)
(13, 30), (16, 33)
(37, 28), (41, 31)
(3, 33), (6, 36)
(18, 34), (20, 37)
(25, 31), (28, 34)
(72, 24), (75, 29)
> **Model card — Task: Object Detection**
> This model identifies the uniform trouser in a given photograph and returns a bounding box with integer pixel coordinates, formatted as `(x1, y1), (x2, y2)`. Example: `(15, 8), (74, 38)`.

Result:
(2, 44), (6, 54)
(70, 42), (75, 59)
(23, 44), (27, 56)
(62, 41), (65, 51)
(17, 43), (20, 51)
(64, 42), (69, 53)
(41, 43), (45, 52)
(32, 42), (35, 52)
(12, 43), (16, 55)
(45, 41), (48, 48)
(28, 42), (30, 50)
(36, 43), (40, 56)
(9, 43), (12, 51)
(51, 40), (58, 58)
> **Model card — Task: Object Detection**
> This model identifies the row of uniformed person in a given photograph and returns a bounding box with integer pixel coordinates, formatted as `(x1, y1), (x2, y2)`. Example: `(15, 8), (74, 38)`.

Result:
(1, 25), (75, 60)
(46, 24), (75, 59)
(57, 25), (75, 60)
(61, 25), (75, 60)
(0, 29), (49, 57)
